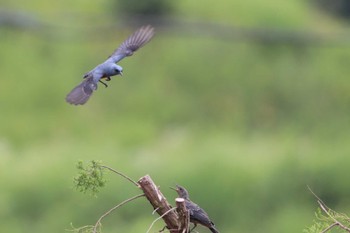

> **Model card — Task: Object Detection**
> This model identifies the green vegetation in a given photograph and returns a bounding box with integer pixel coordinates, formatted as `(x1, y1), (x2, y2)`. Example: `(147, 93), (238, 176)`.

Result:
(74, 161), (106, 196)
(1, 0), (350, 233)
(304, 201), (350, 233)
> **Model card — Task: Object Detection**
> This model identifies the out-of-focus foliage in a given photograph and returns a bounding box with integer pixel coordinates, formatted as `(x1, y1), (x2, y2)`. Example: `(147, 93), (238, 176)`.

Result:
(116, 0), (174, 17)
(313, 0), (350, 19)
(1, 0), (350, 233)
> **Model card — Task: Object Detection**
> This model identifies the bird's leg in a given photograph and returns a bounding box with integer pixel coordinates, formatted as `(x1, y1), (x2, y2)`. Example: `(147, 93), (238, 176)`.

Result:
(189, 223), (198, 232)
(159, 226), (166, 232)
(99, 79), (108, 88)
(159, 226), (172, 232)
(99, 77), (111, 88)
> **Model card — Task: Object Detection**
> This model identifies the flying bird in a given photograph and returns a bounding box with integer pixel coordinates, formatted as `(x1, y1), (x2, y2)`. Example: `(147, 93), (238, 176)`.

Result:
(66, 25), (154, 105)
(171, 185), (220, 233)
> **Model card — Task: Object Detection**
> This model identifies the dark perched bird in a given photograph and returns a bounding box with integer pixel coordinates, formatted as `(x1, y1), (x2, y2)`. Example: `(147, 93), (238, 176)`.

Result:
(66, 25), (154, 105)
(171, 185), (219, 233)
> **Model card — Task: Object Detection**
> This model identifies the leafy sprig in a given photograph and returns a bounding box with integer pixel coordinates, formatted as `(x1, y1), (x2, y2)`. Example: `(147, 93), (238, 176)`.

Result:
(73, 160), (106, 196)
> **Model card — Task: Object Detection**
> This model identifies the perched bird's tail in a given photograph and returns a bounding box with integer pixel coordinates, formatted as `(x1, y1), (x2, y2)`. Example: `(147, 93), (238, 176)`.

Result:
(66, 76), (97, 105)
(210, 225), (220, 233)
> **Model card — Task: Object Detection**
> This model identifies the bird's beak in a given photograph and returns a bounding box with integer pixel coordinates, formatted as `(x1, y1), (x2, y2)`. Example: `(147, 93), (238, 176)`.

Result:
(169, 186), (177, 191)
(120, 71), (123, 76)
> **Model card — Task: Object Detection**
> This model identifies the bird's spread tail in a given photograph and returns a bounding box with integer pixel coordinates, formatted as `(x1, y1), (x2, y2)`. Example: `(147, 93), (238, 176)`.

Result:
(66, 76), (97, 105)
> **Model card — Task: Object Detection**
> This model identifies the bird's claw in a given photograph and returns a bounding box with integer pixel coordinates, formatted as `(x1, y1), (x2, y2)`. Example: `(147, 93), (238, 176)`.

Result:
(99, 80), (108, 88)
(99, 77), (111, 88)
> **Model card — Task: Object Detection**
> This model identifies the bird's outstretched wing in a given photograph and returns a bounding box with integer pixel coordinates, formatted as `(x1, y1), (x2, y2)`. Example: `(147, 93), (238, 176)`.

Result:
(107, 25), (155, 64)
(66, 25), (154, 105)
(66, 75), (98, 105)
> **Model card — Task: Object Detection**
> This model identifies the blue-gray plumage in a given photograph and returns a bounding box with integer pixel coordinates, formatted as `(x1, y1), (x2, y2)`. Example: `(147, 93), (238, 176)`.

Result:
(172, 185), (220, 233)
(66, 25), (154, 105)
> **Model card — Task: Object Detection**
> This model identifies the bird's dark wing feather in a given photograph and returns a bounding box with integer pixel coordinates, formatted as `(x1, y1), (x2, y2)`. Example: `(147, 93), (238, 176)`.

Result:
(107, 25), (154, 64)
(66, 75), (98, 105)
(186, 201), (219, 233)
(186, 202), (212, 226)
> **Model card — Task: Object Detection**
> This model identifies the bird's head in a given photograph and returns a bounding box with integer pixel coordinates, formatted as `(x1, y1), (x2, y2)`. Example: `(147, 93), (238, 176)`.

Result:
(170, 184), (190, 199)
(113, 64), (123, 76)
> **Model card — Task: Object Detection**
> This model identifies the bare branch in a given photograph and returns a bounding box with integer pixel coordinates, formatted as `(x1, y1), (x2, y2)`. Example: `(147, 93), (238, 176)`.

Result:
(152, 207), (160, 215)
(93, 193), (145, 233)
(320, 222), (338, 233)
(317, 201), (350, 232)
(175, 198), (189, 233)
(138, 175), (180, 232)
(308, 186), (350, 233)
(146, 207), (177, 233)
(307, 186), (330, 212)
(66, 223), (95, 233)
(101, 165), (139, 187)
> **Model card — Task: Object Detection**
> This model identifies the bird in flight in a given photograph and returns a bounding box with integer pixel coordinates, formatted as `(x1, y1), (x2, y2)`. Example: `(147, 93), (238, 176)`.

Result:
(66, 25), (155, 105)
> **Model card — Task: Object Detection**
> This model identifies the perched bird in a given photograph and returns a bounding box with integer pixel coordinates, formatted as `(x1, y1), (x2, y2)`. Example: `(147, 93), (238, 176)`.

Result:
(66, 25), (154, 105)
(171, 185), (219, 233)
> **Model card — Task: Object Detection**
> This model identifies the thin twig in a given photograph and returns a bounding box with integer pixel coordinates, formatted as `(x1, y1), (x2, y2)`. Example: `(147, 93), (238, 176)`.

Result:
(308, 186), (350, 233)
(146, 207), (177, 233)
(320, 222), (338, 233)
(93, 193), (145, 233)
(101, 165), (139, 187)
(317, 200), (350, 232)
(152, 207), (160, 215)
(66, 223), (94, 232)
(307, 186), (330, 211)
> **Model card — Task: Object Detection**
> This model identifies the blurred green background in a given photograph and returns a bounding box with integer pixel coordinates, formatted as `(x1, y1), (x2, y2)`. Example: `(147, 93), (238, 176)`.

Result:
(1, 0), (350, 232)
